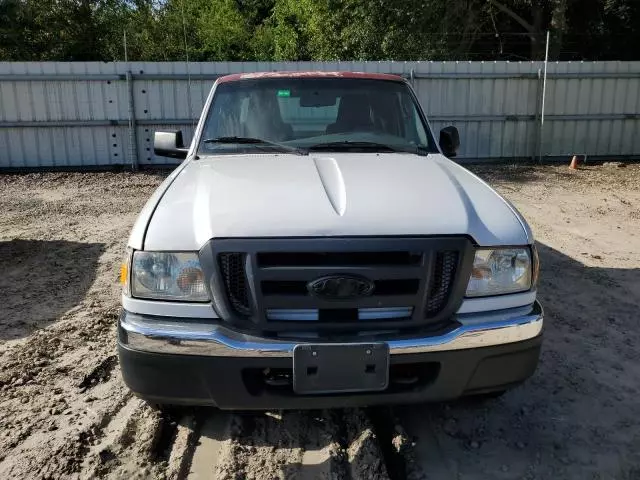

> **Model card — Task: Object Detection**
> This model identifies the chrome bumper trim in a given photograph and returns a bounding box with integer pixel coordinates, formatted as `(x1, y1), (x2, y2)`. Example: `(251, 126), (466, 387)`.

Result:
(119, 302), (543, 358)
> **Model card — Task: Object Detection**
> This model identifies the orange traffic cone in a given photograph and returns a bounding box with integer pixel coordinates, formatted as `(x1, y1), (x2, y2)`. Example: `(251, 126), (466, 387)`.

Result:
(569, 155), (579, 170)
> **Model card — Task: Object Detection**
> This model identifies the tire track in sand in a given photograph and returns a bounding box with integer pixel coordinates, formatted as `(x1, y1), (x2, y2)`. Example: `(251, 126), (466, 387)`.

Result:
(187, 408), (394, 480)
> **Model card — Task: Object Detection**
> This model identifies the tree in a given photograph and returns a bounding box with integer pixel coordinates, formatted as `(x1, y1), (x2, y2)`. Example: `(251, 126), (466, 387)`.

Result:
(1, 0), (640, 62)
(486, 0), (548, 59)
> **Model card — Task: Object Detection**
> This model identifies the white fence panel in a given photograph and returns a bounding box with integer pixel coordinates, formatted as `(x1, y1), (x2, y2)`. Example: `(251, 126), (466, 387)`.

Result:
(0, 61), (639, 168)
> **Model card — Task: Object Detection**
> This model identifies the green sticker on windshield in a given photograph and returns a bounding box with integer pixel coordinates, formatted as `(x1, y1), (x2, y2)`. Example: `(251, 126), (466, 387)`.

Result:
(277, 89), (291, 97)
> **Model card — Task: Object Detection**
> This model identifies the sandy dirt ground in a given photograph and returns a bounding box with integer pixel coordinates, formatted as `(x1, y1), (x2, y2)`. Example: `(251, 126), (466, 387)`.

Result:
(0, 163), (639, 480)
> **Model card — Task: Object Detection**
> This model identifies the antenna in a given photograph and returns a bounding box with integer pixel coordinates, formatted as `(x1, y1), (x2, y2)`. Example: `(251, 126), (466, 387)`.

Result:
(180, 0), (195, 130)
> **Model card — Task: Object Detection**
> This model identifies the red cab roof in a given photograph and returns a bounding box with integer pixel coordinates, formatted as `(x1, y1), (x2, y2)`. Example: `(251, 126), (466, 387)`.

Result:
(217, 71), (406, 84)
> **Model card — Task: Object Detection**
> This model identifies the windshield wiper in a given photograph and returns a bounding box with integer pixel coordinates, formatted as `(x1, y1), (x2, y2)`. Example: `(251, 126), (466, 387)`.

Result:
(203, 136), (307, 155)
(307, 141), (429, 156)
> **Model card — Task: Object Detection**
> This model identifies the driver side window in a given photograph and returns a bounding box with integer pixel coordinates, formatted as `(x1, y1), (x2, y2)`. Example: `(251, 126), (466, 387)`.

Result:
(206, 93), (244, 139)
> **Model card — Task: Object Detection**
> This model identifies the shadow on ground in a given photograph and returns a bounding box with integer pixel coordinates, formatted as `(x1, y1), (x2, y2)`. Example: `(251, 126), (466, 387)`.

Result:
(399, 241), (640, 479)
(467, 164), (547, 184)
(0, 239), (105, 341)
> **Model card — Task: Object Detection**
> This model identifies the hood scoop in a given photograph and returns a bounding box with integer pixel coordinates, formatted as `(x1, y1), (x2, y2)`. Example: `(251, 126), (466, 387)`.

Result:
(313, 156), (347, 216)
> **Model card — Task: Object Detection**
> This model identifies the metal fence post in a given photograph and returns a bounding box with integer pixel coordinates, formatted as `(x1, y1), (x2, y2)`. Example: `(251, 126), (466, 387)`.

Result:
(538, 31), (551, 164)
(125, 70), (139, 171)
(533, 68), (543, 162)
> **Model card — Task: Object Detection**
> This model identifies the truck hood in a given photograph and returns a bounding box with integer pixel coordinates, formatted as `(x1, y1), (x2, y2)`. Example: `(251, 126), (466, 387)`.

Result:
(142, 153), (531, 251)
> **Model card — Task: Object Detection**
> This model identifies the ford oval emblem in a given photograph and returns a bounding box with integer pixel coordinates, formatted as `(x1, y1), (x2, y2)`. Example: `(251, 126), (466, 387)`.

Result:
(307, 275), (375, 300)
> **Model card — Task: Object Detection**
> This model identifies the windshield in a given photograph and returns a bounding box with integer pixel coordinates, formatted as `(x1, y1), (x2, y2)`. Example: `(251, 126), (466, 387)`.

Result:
(198, 78), (437, 155)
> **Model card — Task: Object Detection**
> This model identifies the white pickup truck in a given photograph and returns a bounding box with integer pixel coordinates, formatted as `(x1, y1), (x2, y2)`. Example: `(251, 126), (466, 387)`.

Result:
(118, 71), (542, 409)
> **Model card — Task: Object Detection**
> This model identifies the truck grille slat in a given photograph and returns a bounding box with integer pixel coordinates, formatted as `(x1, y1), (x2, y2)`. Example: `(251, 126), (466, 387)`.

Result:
(261, 278), (420, 296)
(257, 251), (422, 267)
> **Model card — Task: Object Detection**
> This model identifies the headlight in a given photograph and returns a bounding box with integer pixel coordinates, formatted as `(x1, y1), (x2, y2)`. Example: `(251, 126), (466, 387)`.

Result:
(466, 247), (534, 297)
(131, 251), (210, 302)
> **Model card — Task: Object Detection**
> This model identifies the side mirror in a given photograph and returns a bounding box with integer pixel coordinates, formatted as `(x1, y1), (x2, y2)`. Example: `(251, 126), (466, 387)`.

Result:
(154, 130), (189, 159)
(439, 126), (460, 158)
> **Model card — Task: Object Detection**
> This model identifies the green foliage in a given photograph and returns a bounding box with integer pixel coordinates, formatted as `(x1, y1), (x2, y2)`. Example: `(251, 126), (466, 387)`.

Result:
(0, 0), (639, 61)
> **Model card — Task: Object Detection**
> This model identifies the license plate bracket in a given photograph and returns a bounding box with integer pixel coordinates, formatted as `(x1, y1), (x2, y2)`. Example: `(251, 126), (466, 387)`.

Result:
(293, 343), (389, 394)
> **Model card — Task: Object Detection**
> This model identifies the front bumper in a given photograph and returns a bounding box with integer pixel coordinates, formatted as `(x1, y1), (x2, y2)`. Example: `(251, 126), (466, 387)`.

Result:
(118, 301), (543, 409)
